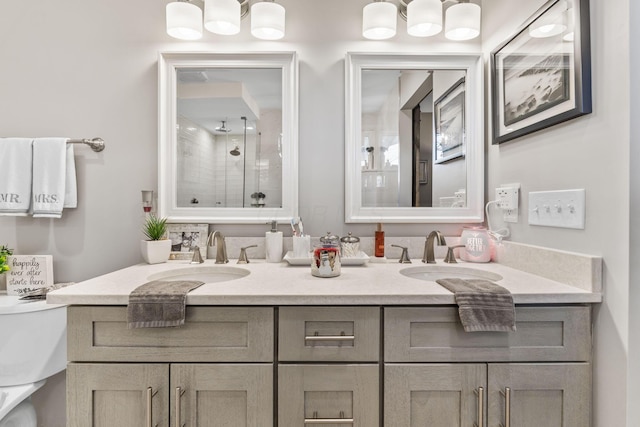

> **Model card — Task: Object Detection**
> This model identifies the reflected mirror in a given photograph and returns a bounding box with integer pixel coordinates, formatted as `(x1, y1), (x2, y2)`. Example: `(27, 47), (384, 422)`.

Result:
(159, 52), (298, 223)
(345, 53), (484, 223)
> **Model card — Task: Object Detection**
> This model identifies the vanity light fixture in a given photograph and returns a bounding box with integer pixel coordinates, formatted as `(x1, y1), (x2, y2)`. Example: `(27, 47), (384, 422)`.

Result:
(529, 0), (567, 38)
(204, 0), (242, 35)
(251, 0), (286, 40)
(399, 0), (481, 40)
(444, 0), (481, 40)
(406, 0), (442, 37)
(166, 0), (203, 40)
(562, 9), (574, 41)
(362, 0), (398, 40)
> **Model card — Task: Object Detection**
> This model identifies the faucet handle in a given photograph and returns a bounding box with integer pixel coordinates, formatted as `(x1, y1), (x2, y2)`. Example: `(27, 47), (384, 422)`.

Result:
(444, 244), (466, 264)
(391, 244), (411, 264)
(237, 245), (257, 264)
(190, 246), (204, 264)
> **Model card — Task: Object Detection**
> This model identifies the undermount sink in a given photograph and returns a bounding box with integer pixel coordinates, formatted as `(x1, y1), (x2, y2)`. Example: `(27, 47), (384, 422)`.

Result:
(400, 265), (503, 282)
(147, 266), (250, 284)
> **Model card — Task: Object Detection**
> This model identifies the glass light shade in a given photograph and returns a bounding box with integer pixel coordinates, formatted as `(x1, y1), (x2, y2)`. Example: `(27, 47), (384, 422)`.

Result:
(407, 0), (442, 37)
(205, 0), (241, 35)
(445, 2), (481, 41)
(563, 9), (575, 41)
(166, 1), (203, 40)
(362, 1), (397, 40)
(529, 1), (567, 38)
(251, 2), (286, 40)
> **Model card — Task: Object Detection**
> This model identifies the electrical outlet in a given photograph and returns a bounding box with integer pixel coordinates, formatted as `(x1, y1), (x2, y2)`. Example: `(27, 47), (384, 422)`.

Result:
(495, 186), (519, 209)
(495, 184), (520, 223)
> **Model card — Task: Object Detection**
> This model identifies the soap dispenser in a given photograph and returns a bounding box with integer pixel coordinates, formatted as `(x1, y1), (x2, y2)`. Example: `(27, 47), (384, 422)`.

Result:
(265, 220), (283, 262)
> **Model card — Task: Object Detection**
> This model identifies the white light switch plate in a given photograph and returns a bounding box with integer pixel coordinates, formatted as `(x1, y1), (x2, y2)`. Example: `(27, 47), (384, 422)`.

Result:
(528, 189), (586, 229)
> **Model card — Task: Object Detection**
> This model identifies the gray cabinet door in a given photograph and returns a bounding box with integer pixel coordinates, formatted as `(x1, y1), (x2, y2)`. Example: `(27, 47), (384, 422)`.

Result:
(279, 364), (379, 427)
(488, 363), (591, 427)
(67, 363), (169, 427)
(171, 364), (273, 427)
(384, 364), (486, 427)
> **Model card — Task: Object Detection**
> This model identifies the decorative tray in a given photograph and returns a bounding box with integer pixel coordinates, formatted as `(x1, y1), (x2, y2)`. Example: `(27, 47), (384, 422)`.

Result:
(283, 251), (370, 266)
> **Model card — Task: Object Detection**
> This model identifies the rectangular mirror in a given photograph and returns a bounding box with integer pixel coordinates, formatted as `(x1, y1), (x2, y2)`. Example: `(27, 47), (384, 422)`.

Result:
(158, 52), (298, 223)
(345, 53), (484, 223)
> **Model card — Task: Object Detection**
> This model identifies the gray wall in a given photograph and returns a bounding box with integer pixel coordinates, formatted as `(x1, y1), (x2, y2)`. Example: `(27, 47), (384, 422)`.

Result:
(0, 0), (636, 426)
(483, 1), (632, 426)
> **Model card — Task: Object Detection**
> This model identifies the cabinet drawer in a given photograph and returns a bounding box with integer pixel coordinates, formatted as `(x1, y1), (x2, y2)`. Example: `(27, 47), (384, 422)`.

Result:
(278, 364), (379, 427)
(278, 307), (380, 362)
(385, 306), (591, 362)
(68, 306), (274, 362)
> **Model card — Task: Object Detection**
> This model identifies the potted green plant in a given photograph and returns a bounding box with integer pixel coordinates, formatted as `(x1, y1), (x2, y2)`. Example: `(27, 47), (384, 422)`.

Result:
(140, 214), (171, 264)
(0, 245), (13, 274)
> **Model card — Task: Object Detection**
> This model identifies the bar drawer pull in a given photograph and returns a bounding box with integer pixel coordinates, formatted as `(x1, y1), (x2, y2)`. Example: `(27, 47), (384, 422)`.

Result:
(303, 419), (355, 424)
(146, 387), (159, 427)
(474, 386), (484, 427)
(305, 411), (354, 424)
(176, 387), (185, 427)
(304, 331), (355, 342)
(499, 387), (511, 427)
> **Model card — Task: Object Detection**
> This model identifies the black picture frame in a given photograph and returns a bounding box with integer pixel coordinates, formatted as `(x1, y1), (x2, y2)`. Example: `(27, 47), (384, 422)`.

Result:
(491, 0), (591, 145)
(434, 77), (465, 164)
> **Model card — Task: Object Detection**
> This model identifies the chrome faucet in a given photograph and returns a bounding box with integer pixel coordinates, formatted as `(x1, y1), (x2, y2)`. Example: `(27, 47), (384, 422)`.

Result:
(207, 230), (229, 264)
(422, 230), (447, 264)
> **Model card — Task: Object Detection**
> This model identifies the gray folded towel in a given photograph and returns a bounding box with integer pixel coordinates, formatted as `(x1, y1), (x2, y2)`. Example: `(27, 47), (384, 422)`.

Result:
(127, 280), (204, 329)
(436, 278), (516, 332)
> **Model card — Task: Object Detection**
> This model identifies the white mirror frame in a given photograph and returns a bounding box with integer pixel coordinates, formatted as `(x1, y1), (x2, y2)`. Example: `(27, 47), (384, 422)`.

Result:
(158, 51), (299, 224)
(345, 52), (484, 223)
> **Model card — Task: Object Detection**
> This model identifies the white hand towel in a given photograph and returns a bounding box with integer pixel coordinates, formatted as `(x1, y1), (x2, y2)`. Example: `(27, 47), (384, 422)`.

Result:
(32, 137), (69, 218)
(0, 138), (33, 216)
(64, 143), (77, 208)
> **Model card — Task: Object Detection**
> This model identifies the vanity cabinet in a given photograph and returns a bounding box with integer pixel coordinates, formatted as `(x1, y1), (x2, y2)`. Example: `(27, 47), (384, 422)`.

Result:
(66, 306), (274, 427)
(67, 363), (272, 427)
(278, 307), (380, 426)
(65, 304), (592, 426)
(384, 306), (592, 427)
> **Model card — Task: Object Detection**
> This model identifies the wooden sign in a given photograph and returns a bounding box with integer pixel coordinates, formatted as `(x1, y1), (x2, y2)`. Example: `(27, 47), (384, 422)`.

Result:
(6, 255), (54, 296)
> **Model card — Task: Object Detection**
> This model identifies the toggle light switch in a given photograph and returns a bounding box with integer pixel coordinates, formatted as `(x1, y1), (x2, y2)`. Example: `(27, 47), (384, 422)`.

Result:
(528, 189), (586, 229)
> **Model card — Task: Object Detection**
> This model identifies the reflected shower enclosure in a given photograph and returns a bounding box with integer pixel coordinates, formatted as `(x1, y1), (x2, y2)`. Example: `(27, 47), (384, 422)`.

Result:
(175, 67), (283, 209)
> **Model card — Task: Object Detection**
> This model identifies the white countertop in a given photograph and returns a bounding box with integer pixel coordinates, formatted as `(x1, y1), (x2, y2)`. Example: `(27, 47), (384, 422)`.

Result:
(46, 257), (602, 306)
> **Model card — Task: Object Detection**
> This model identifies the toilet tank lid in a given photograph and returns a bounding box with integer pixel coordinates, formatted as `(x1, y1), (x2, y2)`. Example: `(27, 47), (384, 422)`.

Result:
(0, 293), (65, 315)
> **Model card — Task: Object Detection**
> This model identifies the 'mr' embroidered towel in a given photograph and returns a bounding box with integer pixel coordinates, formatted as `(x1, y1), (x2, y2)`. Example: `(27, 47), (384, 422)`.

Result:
(0, 138), (33, 216)
(32, 137), (69, 218)
(436, 278), (516, 332)
(127, 280), (204, 329)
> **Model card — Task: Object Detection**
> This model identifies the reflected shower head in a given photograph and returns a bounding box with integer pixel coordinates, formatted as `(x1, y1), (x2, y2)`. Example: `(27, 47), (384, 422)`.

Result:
(230, 146), (241, 156)
(215, 121), (231, 133)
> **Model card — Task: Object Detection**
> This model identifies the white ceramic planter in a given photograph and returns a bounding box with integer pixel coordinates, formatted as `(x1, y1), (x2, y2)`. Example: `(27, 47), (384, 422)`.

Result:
(140, 239), (171, 264)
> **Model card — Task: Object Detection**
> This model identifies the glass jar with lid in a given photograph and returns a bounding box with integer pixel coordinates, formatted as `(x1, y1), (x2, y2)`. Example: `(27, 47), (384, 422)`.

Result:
(311, 232), (341, 278)
(340, 232), (361, 258)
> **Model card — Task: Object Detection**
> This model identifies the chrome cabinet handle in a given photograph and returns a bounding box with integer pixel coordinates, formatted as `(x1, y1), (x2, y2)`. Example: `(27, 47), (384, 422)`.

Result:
(304, 411), (354, 424)
(304, 331), (355, 342)
(146, 387), (159, 427)
(499, 387), (511, 427)
(474, 387), (484, 427)
(176, 387), (186, 427)
(304, 335), (356, 341)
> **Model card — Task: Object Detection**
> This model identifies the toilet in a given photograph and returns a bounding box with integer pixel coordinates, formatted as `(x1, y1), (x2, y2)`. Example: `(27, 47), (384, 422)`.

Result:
(0, 293), (66, 426)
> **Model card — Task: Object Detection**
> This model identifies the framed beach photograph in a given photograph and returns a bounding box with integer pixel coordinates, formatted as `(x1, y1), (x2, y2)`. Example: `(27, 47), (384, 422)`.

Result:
(491, 0), (591, 144)
(434, 77), (465, 164)
(165, 223), (209, 260)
